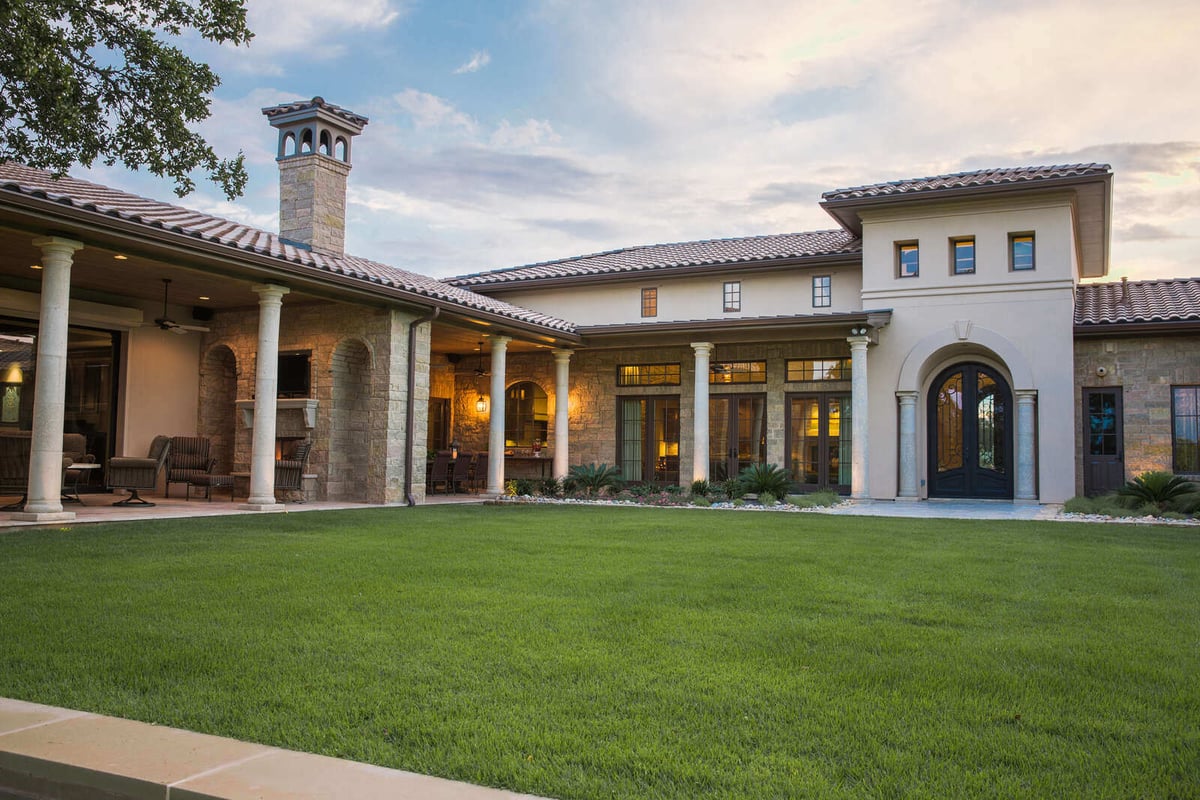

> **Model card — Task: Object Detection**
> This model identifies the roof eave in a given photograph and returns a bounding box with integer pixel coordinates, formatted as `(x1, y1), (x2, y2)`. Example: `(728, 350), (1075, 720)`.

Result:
(1074, 319), (1200, 337)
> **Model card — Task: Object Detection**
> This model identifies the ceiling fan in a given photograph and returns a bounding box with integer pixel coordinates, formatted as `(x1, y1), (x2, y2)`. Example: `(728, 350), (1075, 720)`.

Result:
(473, 339), (490, 378)
(154, 278), (210, 335)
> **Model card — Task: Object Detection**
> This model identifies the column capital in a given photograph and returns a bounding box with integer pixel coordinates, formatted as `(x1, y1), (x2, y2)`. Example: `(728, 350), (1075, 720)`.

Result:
(551, 348), (574, 363)
(32, 236), (84, 256)
(690, 341), (714, 356)
(251, 283), (291, 302)
(846, 333), (871, 349)
(1015, 389), (1038, 401)
(896, 390), (919, 403)
(490, 335), (512, 349)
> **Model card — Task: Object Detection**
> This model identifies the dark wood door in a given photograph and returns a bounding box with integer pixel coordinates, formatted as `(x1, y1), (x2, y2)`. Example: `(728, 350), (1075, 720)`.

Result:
(708, 395), (766, 482)
(1082, 387), (1124, 496)
(928, 363), (1013, 499)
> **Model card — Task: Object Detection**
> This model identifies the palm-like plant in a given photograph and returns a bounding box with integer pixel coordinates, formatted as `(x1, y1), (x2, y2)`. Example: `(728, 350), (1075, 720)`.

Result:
(564, 463), (623, 496)
(1116, 471), (1198, 512)
(737, 463), (792, 498)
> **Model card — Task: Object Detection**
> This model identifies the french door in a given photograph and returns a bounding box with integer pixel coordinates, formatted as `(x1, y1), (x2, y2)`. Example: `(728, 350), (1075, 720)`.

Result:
(1082, 387), (1124, 496)
(617, 395), (680, 485)
(927, 363), (1013, 498)
(708, 394), (767, 482)
(786, 393), (851, 493)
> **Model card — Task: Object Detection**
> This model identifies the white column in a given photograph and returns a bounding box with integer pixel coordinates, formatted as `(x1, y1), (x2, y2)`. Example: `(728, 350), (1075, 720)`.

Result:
(1015, 390), (1037, 502)
(691, 342), (713, 484)
(897, 391), (919, 499)
(244, 284), (290, 509)
(486, 336), (511, 495)
(552, 349), (572, 481)
(18, 237), (83, 520)
(848, 331), (871, 500)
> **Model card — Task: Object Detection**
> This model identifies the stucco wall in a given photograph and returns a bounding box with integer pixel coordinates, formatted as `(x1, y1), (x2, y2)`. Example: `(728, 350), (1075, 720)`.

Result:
(1074, 332), (1200, 493)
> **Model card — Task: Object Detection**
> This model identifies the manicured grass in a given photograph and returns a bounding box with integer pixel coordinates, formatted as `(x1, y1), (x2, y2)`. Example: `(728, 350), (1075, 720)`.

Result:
(1, 507), (1197, 798)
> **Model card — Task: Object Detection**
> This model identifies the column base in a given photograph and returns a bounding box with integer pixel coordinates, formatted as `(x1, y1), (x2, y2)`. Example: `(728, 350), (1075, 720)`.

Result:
(1014, 497), (1039, 505)
(240, 502), (286, 512)
(894, 495), (921, 504)
(10, 511), (76, 523)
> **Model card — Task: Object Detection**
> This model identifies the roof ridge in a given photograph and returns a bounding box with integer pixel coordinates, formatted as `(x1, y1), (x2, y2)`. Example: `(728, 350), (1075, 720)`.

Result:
(822, 163), (1112, 202)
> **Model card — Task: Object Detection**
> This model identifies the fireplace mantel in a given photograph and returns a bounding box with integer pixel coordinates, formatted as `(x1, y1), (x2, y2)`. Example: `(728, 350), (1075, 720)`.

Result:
(235, 398), (318, 429)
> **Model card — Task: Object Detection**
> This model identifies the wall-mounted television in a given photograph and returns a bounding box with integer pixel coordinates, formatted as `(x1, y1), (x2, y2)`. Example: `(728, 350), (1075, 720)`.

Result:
(278, 351), (311, 398)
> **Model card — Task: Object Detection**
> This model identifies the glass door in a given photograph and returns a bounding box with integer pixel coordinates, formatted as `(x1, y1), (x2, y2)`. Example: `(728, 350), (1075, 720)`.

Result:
(927, 363), (1012, 498)
(786, 393), (850, 493)
(618, 396), (680, 485)
(709, 395), (766, 482)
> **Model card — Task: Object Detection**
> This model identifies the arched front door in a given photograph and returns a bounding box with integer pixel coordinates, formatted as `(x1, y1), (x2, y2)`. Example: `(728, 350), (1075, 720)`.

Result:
(927, 363), (1013, 499)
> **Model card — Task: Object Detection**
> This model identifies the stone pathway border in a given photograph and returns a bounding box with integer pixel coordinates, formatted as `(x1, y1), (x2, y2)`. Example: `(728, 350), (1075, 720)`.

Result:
(0, 697), (550, 800)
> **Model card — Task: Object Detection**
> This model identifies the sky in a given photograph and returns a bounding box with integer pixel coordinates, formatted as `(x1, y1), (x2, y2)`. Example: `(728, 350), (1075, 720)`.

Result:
(83, 0), (1200, 281)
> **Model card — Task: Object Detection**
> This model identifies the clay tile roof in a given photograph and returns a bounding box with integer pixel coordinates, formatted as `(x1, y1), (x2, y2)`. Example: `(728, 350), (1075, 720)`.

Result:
(446, 230), (861, 287)
(260, 96), (369, 129)
(0, 162), (574, 334)
(821, 164), (1112, 203)
(1075, 278), (1200, 326)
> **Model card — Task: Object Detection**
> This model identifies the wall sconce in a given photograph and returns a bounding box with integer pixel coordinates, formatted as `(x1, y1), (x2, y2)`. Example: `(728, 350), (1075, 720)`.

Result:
(849, 325), (869, 336)
(3, 363), (22, 384)
(475, 394), (488, 413)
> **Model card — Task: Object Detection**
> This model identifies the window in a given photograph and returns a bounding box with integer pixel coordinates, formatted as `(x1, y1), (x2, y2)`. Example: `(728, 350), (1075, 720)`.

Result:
(641, 287), (658, 317)
(617, 363), (681, 386)
(709, 361), (767, 384)
(896, 242), (919, 278)
(812, 275), (831, 307)
(1174, 385), (1200, 473)
(786, 358), (850, 382)
(618, 396), (680, 484)
(505, 381), (549, 447)
(951, 237), (975, 274)
(723, 281), (741, 312)
(277, 351), (311, 398)
(1010, 233), (1035, 271)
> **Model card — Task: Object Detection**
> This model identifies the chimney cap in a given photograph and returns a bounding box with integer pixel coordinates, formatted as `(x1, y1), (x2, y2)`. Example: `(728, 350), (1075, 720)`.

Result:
(262, 97), (369, 133)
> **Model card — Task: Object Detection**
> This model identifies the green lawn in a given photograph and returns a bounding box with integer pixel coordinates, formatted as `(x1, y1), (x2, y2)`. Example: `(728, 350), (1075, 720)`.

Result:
(1, 506), (1197, 799)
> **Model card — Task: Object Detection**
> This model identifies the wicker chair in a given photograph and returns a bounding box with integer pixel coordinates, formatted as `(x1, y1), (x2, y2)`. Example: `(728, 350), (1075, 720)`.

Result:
(427, 450), (452, 494)
(165, 436), (213, 497)
(275, 440), (312, 502)
(107, 435), (171, 506)
(450, 451), (474, 494)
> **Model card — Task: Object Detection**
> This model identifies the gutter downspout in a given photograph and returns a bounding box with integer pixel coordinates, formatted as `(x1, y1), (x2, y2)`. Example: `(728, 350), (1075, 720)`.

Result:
(405, 306), (440, 506)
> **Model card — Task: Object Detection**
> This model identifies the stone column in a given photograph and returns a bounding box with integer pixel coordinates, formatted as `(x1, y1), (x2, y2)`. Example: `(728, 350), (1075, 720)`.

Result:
(1015, 390), (1037, 502)
(552, 349), (572, 481)
(897, 391), (919, 500)
(690, 342), (713, 484)
(244, 284), (290, 510)
(847, 331), (871, 499)
(16, 237), (83, 521)
(486, 336), (511, 495)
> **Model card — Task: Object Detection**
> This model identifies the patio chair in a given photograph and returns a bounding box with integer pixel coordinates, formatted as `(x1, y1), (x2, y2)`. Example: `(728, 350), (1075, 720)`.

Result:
(107, 435), (171, 506)
(450, 451), (474, 494)
(427, 449), (452, 494)
(165, 436), (213, 497)
(275, 440), (312, 502)
(471, 452), (488, 493)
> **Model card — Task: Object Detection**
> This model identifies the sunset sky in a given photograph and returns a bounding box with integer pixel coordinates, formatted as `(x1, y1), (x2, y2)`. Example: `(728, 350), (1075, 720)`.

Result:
(84, 0), (1200, 281)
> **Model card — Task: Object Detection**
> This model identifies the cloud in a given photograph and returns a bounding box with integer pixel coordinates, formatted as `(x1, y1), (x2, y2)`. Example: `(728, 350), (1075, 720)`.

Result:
(453, 51), (492, 75)
(491, 119), (561, 149)
(392, 89), (477, 133)
(240, 0), (405, 59)
(1116, 223), (1189, 242)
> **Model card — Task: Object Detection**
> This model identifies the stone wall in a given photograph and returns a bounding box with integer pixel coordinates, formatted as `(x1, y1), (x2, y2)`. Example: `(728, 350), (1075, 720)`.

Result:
(278, 155), (351, 254)
(448, 338), (853, 485)
(1074, 331), (1200, 494)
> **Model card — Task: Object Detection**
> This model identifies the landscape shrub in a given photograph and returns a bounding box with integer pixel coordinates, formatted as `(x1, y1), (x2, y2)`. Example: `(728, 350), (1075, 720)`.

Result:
(512, 478), (536, 497)
(758, 491), (777, 506)
(690, 496), (711, 507)
(1117, 471), (1198, 513)
(736, 463), (791, 497)
(563, 463), (623, 496)
(788, 490), (841, 509)
(538, 477), (562, 498)
(720, 478), (745, 500)
(690, 479), (711, 497)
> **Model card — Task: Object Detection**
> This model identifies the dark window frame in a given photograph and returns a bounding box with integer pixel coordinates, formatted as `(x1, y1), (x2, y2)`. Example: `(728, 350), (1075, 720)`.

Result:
(1172, 384), (1200, 474)
(951, 236), (976, 275)
(709, 360), (767, 385)
(812, 275), (831, 307)
(896, 241), (919, 278)
(641, 287), (658, 317)
(617, 394), (681, 485)
(786, 357), (851, 382)
(723, 281), (741, 313)
(616, 363), (682, 387)
(1010, 232), (1036, 271)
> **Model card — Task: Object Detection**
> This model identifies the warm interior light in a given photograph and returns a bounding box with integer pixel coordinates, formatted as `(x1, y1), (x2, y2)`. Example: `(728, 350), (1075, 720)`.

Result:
(113, 254), (128, 260)
(198, 295), (210, 301)
(475, 395), (488, 413)
(3, 363), (22, 384)
(29, 264), (42, 270)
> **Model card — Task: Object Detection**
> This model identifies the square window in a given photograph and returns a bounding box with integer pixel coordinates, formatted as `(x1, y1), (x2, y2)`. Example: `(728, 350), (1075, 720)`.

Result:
(896, 242), (919, 278)
(1011, 233), (1035, 271)
(951, 237), (975, 274)
(723, 281), (741, 312)
(812, 275), (831, 307)
(641, 287), (657, 317)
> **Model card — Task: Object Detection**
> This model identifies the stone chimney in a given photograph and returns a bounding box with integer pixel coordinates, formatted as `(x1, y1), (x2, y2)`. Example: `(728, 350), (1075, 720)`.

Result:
(261, 97), (369, 255)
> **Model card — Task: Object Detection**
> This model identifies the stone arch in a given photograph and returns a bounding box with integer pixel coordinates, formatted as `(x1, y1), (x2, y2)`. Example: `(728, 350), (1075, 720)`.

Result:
(328, 337), (373, 502)
(335, 137), (348, 162)
(300, 127), (314, 154)
(199, 344), (238, 473)
(897, 323), (1033, 393)
(283, 132), (297, 157)
(504, 379), (549, 447)
(319, 129), (332, 156)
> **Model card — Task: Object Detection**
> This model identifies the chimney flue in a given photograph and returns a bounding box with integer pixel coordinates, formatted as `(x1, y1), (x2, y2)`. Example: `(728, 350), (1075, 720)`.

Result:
(262, 97), (369, 255)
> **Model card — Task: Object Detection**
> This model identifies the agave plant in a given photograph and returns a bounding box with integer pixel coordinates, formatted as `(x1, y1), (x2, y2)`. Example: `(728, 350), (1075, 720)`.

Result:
(563, 463), (623, 496)
(736, 463), (792, 498)
(1116, 471), (1198, 512)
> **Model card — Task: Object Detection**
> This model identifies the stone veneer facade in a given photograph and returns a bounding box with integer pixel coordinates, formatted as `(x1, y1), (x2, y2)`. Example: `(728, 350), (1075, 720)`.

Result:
(1073, 331), (1200, 494)
(196, 299), (431, 504)
(278, 154), (351, 254)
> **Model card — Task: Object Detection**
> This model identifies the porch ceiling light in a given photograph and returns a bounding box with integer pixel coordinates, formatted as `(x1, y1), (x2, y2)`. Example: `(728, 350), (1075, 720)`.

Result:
(850, 325), (869, 336)
(29, 264), (41, 270)
(475, 394), (488, 413)
(113, 254), (128, 260)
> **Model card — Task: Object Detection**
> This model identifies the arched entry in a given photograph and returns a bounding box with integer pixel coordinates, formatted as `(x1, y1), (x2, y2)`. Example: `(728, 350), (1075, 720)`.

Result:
(927, 362), (1013, 499)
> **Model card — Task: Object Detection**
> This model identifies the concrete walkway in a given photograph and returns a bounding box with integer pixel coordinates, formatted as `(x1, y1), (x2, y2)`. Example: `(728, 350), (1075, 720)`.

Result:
(0, 697), (548, 800)
(824, 498), (1062, 521)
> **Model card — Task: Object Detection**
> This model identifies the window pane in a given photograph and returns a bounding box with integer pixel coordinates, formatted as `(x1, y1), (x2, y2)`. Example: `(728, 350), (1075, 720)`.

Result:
(710, 361), (766, 384)
(788, 397), (820, 485)
(786, 358), (850, 382)
(641, 287), (657, 317)
(617, 363), (681, 386)
(953, 239), (975, 274)
(1011, 235), (1035, 271)
(936, 372), (964, 471)
(620, 399), (644, 482)
(723, 281), (741, 312)
(504, 381), (548, 447)
(898, 243), (919, 277)
(1175, 386), (1200, 472)
(812, 275), (831, 307)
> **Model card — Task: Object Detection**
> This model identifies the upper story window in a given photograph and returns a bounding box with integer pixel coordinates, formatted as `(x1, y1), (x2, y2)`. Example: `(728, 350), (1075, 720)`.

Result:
(617, 363), (681, 386)
(1010, 233), (1035, 271)
(709, 361), (766, 384)
(641, 287), (658, 317)
(952, 237), (976, 275)
(1173, 385), (1199, 474)
(896, 242), (919, 278)
(786, 358), (850, 382)
(723, 281), (741, 312)
(812, 275), (831, 307)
